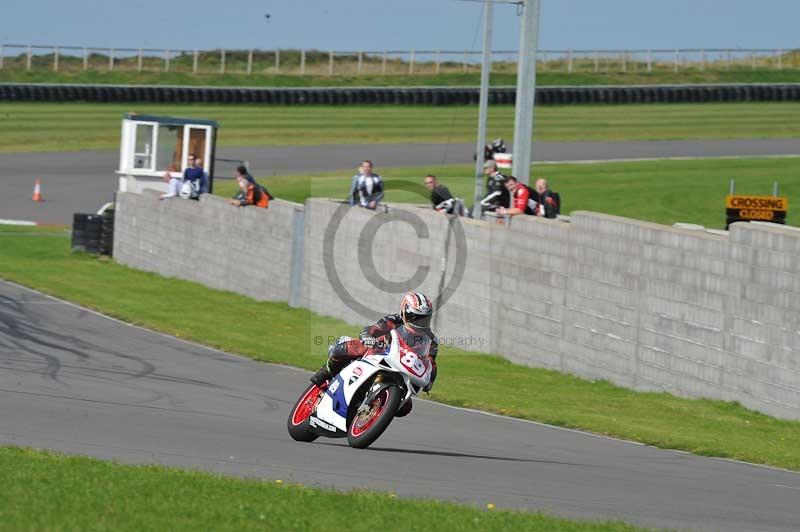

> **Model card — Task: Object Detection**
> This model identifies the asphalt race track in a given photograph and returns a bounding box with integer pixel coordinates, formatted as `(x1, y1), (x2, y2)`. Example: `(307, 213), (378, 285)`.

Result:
(1, 138), (798, 225)
(1, 281), (799, 531)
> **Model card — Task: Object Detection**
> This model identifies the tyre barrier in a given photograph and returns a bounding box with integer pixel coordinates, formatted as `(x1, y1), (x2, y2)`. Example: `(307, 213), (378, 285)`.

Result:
(3, 83), (800, 106)
(99, 209), (115, 257)
(72, 212), (113, 256)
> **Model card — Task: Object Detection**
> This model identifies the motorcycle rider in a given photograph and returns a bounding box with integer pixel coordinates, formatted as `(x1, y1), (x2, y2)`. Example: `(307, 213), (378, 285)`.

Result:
(310, 292), (439, 408)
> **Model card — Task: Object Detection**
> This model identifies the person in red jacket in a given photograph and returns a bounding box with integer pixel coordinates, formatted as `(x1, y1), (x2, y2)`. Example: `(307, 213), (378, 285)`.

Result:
(310, 292), (439, 409)
(496, 175), (535, 218)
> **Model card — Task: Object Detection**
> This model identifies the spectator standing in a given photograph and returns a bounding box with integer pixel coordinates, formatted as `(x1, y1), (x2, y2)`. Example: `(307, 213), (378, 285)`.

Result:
(424, 175), (453, 211)
(349, 160), (384, 210)
(497, 175), (535, 218)
(532, 178), (560, 219)
(480, 160), (509, 212)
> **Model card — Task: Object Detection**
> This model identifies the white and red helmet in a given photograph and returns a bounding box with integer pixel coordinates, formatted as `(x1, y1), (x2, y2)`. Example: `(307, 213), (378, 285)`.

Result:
(399, 292), (433, 331)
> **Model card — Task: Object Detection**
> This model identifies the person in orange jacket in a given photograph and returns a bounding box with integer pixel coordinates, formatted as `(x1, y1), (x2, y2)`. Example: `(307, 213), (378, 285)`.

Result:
(229, 167), (270, 208)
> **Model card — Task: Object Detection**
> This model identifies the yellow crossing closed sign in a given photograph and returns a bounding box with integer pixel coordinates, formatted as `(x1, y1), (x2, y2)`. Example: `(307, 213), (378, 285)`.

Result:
(726, 194), (788, 227)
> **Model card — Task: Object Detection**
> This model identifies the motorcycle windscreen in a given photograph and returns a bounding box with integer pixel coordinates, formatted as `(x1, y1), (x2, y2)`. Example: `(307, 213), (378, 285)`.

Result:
(396, 325), (431, 358)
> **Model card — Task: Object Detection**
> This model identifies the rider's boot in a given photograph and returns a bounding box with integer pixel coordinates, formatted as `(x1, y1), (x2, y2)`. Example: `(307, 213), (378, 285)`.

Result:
(310, 342), (354, 387)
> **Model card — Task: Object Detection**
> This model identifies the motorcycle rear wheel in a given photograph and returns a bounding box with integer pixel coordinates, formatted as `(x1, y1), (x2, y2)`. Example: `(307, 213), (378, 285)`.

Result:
(347, 385), (402, 449)
(287, 383), (322, 442)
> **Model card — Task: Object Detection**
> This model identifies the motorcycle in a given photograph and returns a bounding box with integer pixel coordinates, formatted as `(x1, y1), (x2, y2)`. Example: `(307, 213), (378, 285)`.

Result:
(287, 326), (433, 449)
(474, 137), (507, 162)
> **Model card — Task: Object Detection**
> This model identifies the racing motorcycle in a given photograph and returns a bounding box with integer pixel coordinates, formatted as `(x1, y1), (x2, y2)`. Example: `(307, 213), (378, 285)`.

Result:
(287, 326), (433, 449)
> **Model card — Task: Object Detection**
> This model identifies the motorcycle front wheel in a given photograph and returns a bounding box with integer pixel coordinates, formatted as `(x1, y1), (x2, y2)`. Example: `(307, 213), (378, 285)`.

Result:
(287, 383), (322, 442)
(347, 385), (402, 449)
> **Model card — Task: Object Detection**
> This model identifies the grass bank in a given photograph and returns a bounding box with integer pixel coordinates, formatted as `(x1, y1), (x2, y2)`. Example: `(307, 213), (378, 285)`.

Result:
(2, 102), (799, 153)
(0, 447), (648, 532)
(216, 157), (800, 229)
(3, 67), (800, 87)
(1, 228), (799, 471)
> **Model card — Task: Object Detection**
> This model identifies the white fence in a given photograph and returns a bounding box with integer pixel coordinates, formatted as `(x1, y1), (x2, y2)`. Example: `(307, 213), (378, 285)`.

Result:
(1, 44), (797, 76)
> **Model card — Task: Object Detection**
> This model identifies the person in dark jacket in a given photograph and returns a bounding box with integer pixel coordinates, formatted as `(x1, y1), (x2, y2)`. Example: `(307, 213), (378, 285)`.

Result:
(424, 175), (453, 211)
(532, 178), (560, 219)
(480, 160), (509, 212)
(183, 154), (204, 189)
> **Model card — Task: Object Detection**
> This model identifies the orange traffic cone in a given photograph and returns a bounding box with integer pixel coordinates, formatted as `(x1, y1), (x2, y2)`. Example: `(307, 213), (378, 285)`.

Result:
(32, 179), (43, 202)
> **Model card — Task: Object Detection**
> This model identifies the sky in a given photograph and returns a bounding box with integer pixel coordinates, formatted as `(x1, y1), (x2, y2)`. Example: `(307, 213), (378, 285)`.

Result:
(2, 0), (798, 52)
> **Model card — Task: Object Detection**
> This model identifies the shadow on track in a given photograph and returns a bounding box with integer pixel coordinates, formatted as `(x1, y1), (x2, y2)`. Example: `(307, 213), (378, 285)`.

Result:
(315, 442), (588, 466)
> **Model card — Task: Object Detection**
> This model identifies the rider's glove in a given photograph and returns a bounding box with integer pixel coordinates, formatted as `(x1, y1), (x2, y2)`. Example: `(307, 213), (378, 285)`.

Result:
(361, 335), (377, 348)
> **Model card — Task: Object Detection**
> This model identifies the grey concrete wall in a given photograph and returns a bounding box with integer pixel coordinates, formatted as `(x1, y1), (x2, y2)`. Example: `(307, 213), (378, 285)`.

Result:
(113, 190), (800, 420)
(301, 201), (800, 420)
(302, 199), (450, 326)
(114, 190), (303, 303)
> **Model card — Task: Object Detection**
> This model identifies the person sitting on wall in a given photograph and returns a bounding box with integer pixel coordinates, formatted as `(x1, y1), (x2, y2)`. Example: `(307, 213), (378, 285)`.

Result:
(180, 154), (204, 199)
(159, 164), (182, 200)
(196, 158), (211, 194)
(531, 178), (560, 219)
(228, 167), (270, 208)
(424, 174), (468, 216)
(496, 175), (535, 219)
(348, 160), (384, 210)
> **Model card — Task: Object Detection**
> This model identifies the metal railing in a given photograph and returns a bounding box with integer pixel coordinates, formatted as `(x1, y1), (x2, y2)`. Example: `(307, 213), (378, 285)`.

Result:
(1, 44), (797, 76)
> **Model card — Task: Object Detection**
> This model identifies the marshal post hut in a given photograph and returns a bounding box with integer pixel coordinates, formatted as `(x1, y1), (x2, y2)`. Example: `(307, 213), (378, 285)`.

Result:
(117, 113), (219, 194)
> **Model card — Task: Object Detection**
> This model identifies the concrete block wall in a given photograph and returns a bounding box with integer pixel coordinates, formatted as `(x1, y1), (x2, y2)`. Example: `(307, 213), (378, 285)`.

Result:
(300, 201), (800, 419)
(113, 190), (800, 419)
(114, 190), (302, 303)
(302, 199), (450, 326)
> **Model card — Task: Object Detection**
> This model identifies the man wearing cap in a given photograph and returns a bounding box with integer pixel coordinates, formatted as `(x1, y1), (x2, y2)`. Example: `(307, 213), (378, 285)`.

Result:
(480, 160), (509, 212)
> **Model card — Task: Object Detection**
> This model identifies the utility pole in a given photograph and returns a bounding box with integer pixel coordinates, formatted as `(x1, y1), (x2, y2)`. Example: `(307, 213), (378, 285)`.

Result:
(511, 0), (541, 185)
(473, 0), (494, 218)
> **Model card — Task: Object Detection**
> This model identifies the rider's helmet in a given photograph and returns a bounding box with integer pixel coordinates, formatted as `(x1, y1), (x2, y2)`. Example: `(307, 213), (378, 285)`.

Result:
(399, 292), (433, 332)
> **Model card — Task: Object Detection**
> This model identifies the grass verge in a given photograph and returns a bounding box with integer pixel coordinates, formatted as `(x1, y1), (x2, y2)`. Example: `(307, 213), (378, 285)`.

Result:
(3, 67), (800, 87)
(2, 102), (799, 152)
(1, 228), (799, 471)
(216, 157), (800, 229)
(0, 447), (648, 532)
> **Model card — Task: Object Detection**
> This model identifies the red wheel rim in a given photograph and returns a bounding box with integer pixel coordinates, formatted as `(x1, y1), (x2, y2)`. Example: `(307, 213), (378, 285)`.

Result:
(291, 385), (322, 426)
(350, 388), (389, 437)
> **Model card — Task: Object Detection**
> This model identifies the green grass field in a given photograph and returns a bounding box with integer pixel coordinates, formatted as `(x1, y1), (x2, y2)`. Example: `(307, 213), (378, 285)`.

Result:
(214, 157), (800, 229)
(2, 102), (799, 153)
(2, 227), (799, 471)
(3, 66), (800, 88)
(0, 447), (649, 532)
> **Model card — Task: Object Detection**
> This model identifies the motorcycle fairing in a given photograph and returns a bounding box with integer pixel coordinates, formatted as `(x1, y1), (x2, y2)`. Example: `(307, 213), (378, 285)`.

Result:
(311, 359), (381, 433)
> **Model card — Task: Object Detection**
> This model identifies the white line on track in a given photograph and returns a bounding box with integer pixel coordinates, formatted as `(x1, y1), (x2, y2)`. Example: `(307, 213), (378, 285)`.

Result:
(537, 154), (800, 165)
(0, 219), (37, 226)
(773, 484), (800, 491)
